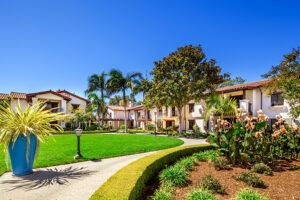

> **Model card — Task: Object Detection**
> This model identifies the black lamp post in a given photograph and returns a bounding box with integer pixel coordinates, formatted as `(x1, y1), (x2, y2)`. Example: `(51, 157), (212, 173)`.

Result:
(154, 109), (157, 136)
(74, 128), (83, 159)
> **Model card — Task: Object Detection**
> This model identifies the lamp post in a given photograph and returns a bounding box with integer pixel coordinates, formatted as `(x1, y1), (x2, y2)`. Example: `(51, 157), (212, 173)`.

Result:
(154, 108), (157, 136)
(74, 128), (83, 159)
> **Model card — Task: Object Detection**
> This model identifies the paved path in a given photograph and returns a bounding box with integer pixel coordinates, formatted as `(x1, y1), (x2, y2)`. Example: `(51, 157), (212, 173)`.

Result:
(0, 137), (207, 200)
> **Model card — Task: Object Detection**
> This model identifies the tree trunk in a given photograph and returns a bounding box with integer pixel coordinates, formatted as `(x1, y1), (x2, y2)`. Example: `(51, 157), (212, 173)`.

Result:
(178, 106), (183, 134)
(123, 90), (127, 133)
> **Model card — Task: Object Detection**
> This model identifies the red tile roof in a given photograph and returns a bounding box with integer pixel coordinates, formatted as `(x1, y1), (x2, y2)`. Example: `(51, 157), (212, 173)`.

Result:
(217, 79), (269, 93)
(27, 90), (72, 101)
(10, 92), (27, 99)
(107, 105), (145, 111)
(56, 90), (90, 103)
(0, 93), (9, 100)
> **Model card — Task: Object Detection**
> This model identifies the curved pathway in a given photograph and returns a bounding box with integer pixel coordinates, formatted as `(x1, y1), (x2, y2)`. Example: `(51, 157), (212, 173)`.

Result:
(0, 137), (207, 200)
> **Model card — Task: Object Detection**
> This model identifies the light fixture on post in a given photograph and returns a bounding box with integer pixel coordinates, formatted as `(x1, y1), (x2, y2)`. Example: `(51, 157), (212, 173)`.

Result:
(74, 128), (83, 159)
(154, 107), (157, 136)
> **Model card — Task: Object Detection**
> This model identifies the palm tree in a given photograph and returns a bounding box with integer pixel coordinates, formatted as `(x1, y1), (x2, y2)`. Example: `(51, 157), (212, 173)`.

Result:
(205, 94), (237, 121)
(85, 72), (107, 125)
(87, 93), (106, 125)
(107, 69), (142, 133)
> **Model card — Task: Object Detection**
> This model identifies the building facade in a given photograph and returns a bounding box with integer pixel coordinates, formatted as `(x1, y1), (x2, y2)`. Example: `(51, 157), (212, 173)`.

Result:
(0, 90), (89, 128)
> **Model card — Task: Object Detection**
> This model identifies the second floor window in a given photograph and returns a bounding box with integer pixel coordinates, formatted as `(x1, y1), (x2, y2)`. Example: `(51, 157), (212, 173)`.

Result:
(189, 103), (194, 113)
(271, 93), (284, 106)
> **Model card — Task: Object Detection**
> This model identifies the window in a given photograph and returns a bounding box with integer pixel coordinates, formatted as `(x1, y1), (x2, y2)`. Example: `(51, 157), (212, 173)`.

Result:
(71, 104), (80, 111)
(189, 103), (194, 113)
(172, 107), (176, 116)
(189, 120), (195, 130)
(271, 93), (283, 106)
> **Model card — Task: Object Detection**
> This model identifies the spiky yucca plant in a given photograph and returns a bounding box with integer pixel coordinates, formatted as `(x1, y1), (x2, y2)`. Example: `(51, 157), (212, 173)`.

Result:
(0, 99), (67, 153)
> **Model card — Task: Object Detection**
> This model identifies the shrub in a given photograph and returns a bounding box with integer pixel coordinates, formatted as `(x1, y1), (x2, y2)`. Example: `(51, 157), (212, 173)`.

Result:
(186, 187), (217, 200)
(147, 124), (155, 131)
(234, 189), (268, 200)
(193, 150), (219, 162)
(87, 124), (99, 131)
(102, 124), (110, 130)
(159, 165), (188, 187)
(119, 124), (126, 130)
(177, 156), (198, 171)
(235, 172), (266, 188)
(213, 158), (229, 171)
(252, 163), (273, 176)
(201, 175), (225, 194)
(151, 189), (172, 200)
(90, 144), (212, 200)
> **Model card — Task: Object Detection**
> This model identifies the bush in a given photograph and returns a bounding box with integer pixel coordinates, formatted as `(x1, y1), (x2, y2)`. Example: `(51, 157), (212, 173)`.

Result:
(235, 172), (266, 188)
(147, 124), (155, 131)
(213, 158), (229, 171)
(252, 163), (273, 176)
(89, 144), (212, 200)
(193, 150), (219, 162)
(151, 189), (172, 200)
(177, 156), (198, 171)
(159, 165), (188, 187)
(201, 175), (225, 194)
(186, 188), (217, 200)
(119, 124), (126, 130)
(234, 189), (268, 200)
(87, 124), (99, 131)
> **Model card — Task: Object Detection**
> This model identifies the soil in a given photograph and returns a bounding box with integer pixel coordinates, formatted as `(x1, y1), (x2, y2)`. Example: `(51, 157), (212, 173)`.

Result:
(141, 159), (300, 200)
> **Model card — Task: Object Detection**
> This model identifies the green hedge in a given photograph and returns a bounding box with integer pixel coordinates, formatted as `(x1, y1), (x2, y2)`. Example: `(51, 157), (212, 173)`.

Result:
(89, 144), (212, 200)
(52, 129), (117, 134)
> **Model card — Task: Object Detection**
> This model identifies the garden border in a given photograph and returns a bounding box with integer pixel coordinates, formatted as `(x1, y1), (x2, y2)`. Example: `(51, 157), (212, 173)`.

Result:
(89, 144), (212, 200)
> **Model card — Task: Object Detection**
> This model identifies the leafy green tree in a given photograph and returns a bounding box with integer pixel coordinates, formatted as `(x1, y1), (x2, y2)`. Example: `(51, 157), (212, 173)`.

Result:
(145, 45), (225, 133)
(107, 69), (142, 132)
(205, 94), (237, 120)
(85, 72), (108, 125)
(262, 47), (300, 118)
(218, 76), (245, 88)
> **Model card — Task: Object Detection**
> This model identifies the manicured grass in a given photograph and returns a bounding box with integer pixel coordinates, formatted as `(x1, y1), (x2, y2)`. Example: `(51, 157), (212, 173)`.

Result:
(0, 134), (183, 176)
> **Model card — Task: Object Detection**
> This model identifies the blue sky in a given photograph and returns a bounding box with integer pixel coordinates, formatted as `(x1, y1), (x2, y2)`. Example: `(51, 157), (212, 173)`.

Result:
(0, 0), (299, 101)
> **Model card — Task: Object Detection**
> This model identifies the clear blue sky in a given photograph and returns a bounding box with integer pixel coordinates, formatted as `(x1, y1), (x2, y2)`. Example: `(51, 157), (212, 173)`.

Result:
(0, 0), (299, 100)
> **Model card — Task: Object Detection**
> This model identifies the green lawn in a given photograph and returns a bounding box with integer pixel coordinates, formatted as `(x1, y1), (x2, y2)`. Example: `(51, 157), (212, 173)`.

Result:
(0, 134), (183, 175)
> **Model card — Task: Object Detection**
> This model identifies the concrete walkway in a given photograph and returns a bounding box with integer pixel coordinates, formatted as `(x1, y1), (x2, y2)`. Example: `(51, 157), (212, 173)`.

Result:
(0, 137), (207, 200)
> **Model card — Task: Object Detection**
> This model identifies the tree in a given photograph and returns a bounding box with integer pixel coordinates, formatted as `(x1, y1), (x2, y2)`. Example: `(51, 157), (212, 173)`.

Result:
(145, 45), (225, 133)
(87, 93), (106, 125)
(262, 47), (300, 118)
(85, 72), (108, 125)
(107, 69), (142, 132)
(205, 94), (237, 120)
(109, 95), (124, 106)
(218, 76), (246, 88)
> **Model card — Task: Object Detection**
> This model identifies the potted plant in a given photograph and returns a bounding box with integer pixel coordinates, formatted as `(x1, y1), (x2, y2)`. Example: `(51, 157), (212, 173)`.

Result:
(0, 100), (67, 176)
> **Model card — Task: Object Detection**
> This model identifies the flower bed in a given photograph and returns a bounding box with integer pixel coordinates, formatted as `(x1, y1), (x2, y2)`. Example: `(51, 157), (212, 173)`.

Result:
(146, 150), (300, 200)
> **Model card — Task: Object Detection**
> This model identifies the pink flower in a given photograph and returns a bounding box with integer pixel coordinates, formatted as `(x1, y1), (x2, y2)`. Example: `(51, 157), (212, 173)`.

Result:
(276, 115), (281, 120)
(255, 132), (261, 138)
(257, 109), (263, 115)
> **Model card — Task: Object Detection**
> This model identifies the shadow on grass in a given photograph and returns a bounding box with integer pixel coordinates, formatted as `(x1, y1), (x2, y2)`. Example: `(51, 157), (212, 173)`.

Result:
(2, 166), (94, 191)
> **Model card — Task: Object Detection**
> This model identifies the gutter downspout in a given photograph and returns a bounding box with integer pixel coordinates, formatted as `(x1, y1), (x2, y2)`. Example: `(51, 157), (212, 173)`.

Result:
(259, 87), (263, 110)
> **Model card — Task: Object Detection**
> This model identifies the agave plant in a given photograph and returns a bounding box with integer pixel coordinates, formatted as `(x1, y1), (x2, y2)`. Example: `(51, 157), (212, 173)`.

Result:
(0, 99), (67, 152)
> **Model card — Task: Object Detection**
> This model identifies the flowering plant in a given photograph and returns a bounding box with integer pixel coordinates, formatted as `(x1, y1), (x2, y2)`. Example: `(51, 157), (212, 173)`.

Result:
(208, 109), (300, 164)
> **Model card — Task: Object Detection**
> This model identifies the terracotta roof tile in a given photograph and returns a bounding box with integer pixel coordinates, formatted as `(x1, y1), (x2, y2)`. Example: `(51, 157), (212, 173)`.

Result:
(56, 90), (90, 103)
(10, 92), (27, 99)
(217, 79), (269, 93)
(0, 93), (9, 100)
(107, 105), (145, 111)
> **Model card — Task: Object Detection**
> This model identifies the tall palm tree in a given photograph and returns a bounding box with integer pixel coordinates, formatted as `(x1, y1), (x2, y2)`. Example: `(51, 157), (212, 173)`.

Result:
(87, 93), (106, 125)
(205, 94), (237, 121)
(107, 69), (142, 133)
(85, 72), (107, 125)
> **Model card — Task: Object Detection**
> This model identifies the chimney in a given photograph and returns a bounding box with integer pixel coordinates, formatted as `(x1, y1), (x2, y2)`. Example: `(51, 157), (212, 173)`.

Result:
(129, 101), (133, 108)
